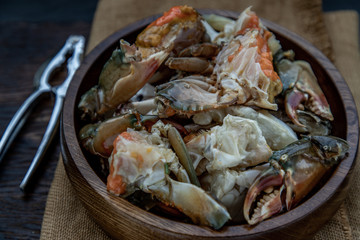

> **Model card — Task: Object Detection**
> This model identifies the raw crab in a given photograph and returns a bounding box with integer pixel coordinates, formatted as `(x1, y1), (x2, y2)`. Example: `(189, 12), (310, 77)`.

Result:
(243, 135), (349, 225)
(213, 19), (282, 109)
(78, 41), (168, 121)
(155, 8), (283, 118)
(75, 5), (348, 229)
(78, 5), (205, 121)
(271, 108), (332, 136)
(78, 113), (192, 158)
(107, 126), (231, 229)
(156, 75), (219, 117)
(275, 50), (334, 127)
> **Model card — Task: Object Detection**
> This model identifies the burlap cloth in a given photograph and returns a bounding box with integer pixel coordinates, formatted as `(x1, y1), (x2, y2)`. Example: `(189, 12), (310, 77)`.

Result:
(40, 0), (360, 239)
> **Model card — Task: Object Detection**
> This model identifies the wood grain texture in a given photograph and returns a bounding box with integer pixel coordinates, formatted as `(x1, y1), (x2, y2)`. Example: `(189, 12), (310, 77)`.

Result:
(0, 22), (91, 240)
(62, 10), (359, 240)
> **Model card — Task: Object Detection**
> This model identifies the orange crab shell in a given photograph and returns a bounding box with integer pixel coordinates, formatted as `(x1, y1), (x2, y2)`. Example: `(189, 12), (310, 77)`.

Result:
(136, 5), (205, 56)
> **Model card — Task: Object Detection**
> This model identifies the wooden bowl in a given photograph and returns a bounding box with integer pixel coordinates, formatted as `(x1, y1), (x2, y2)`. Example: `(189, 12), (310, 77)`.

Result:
(61, 9), (359, 240)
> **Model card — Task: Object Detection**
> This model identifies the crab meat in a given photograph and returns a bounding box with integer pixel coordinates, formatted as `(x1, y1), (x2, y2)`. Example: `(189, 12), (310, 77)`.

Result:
(191, 106), (298, 150)
(185, 114), (273, 221)
(186, 115), (272, 172)
(155, 8), (283, 118)
(107, 128), (231, 229)
(214, 14), (283, 109)
(200, 164), (269, 221)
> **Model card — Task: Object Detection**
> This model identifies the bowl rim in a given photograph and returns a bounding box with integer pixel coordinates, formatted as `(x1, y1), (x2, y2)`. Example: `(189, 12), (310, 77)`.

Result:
(61, 9), (359, 238)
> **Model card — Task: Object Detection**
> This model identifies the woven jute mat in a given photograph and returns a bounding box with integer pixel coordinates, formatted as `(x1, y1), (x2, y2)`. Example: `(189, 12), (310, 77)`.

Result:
(40, 0), (360, 239)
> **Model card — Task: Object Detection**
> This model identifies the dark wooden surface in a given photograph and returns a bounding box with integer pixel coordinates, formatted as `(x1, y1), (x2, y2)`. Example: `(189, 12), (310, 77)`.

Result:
(62, 10), (358, 240)
(0, 22), (91, 239)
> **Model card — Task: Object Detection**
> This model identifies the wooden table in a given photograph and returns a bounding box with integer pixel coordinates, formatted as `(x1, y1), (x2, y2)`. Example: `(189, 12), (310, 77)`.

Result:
(0, 21), (91, 239)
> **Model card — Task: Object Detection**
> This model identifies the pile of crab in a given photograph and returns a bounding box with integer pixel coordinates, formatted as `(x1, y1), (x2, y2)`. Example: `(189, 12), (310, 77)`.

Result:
(77, 6), (349, 229)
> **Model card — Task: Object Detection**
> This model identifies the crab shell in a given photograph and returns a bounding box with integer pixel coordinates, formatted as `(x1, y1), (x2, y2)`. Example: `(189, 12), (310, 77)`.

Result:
(155, 8), (283, 119)
(136, 5), (205, 57)
(243, 136), (349, 225)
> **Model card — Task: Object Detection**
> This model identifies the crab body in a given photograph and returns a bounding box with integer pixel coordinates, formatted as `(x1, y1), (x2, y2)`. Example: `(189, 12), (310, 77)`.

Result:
(108, 126), (231, 229)
(155, 8), (283, 118)
(78, 6), (205, 121)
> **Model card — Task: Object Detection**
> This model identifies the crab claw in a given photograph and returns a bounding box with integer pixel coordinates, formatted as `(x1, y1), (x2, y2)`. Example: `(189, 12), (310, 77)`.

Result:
(244, 136), (349, 225)
(243, 163), (285, 225)
(277, 58), (334, 127)
(295, 61), (334, 122)
(78, 41), (169, 120)
(285, 88), (308, 127)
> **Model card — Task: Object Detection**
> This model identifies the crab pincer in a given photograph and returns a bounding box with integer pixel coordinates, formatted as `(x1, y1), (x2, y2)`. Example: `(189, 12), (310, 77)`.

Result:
(275, 54), (334, 127)
(78, 41), (168, 121)
(285, 88), (309, 127)
(243, 136), (349, 225)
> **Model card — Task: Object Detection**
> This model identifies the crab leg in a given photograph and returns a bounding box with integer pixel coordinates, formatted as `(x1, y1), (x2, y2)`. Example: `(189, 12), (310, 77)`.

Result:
(121, 98), (157, 115)
(168, 126), (200, 187)
(165, 57), (213, 74)
(108, 52), (167, 104)
(150, 176), (231, 230)
(178, 43), (220, 58)
(295, 61), (334, 121)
